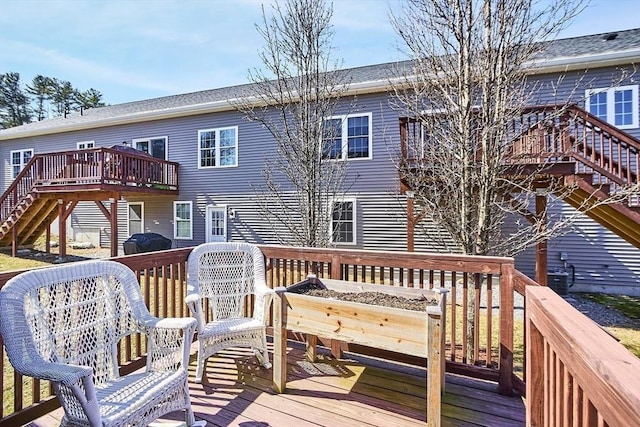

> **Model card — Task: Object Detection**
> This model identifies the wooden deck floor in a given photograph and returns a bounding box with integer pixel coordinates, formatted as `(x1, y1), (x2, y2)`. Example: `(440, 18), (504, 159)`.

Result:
(30, 344), (525, 427)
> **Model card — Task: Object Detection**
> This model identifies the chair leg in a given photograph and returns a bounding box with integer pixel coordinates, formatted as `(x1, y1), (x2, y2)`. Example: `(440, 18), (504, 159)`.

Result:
(260, 347), (272, 369)
(186, 402), (207, 427)
(195, 344), (206, 384)
(255, 334), (272, 369)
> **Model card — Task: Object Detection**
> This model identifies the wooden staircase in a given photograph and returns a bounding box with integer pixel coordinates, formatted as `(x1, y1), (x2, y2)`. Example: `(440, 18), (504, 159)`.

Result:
(1, 147), (179, 251)
(399, 104), (640, 249)
(510, 104), (640, 248)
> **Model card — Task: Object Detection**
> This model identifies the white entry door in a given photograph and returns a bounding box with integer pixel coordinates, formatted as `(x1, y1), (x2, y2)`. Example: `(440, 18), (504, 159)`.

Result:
(205, 205), (227, 242)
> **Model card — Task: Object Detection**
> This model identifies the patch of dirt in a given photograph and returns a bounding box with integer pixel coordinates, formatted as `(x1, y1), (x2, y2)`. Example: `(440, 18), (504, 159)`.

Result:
(6, 247), (112, 266)
(290, 281), (438, 311)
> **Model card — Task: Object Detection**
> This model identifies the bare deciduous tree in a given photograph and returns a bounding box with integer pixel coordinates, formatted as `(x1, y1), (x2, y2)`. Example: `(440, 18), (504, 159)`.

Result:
(390, 0), (591, 258)
(389, 0), (611, 362)
(233, 0), (354, 247)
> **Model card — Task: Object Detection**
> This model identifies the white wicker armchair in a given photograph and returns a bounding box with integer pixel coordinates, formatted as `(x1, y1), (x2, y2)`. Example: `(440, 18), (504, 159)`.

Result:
(186, 242), (274, 383)
(0, 260), (205, 427)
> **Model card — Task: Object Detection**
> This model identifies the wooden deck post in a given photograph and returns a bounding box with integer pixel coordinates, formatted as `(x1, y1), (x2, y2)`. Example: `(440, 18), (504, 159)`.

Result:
(427, 307), (442, 427)
(273, 287), (288, 393)
(407, 193), (415, 252)
(498, 263), (514, 396)
(305, 335), (317, 362)
(110, 198), (118, 258)
(58, 199), (66, 259)
(535, 190), (548, 286)
(526, 312), (544, 427)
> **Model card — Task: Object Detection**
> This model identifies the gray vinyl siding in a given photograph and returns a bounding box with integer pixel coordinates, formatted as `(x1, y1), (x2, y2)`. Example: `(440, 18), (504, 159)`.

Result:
(527, 66), (640, 140)
(514, 200), (640, 296)
(2, 57), (638, 296)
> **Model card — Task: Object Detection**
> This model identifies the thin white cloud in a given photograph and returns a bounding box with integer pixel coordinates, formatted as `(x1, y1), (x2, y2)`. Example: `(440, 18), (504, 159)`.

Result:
(1, 39), (180, 93)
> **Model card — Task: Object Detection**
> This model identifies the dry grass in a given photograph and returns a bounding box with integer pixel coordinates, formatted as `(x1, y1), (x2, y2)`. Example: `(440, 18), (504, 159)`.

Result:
(0, 252), (51, 272)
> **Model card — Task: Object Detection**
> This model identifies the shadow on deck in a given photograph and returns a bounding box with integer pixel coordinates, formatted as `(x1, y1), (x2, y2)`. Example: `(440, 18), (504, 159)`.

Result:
(30, 343), (525, 427)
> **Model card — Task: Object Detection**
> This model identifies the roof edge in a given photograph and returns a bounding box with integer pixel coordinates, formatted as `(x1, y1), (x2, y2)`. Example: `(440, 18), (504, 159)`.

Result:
(2, 46), (639, 141)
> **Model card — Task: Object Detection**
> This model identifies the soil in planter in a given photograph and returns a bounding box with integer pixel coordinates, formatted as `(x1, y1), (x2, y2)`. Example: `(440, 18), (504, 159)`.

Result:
(290, 281), (438, 311)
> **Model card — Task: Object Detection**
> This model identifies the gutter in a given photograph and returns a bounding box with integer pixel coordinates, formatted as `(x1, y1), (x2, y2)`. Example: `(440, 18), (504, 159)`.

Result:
(1, 48), (638, 141)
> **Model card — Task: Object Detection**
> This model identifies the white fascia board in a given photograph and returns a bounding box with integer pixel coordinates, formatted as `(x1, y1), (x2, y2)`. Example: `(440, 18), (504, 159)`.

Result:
(0, 99), (235, 140)
(524, 48), (640, 74)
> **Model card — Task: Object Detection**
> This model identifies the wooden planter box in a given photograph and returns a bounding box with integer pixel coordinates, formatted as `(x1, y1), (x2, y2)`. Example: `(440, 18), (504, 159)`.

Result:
(272, 276), (448, 426)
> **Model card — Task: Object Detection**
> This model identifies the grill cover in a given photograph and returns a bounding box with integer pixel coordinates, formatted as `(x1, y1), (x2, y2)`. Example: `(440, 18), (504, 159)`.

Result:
(123, 233), (172, 254)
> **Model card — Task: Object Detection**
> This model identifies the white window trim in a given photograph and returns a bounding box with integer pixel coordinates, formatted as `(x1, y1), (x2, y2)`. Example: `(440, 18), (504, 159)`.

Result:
(10, 148), (34, 179)
(173, 201), (193, 240)
(127, 202), (144, 236)
(198, 126), (239, 169)
(323, 113), (373, 161)
(77, 141), (95, 150)
(585, 85), (638, 129)
(329, 198), (357, 245)
(132, 136), (168, 159)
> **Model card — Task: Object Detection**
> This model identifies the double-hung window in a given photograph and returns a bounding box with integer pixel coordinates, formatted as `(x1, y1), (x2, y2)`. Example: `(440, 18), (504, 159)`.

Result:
(10, 149), (33, 179)
(174, 201), (193, 240)
(322, 113), (372, 160)
(330, 199), (356, 245)
(198, 126), (238, 168)
(585, 85), (638, 129)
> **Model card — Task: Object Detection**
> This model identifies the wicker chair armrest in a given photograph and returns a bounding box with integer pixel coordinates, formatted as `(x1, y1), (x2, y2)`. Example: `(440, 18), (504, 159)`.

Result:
(185, 293), (201, 305)
(256, 287), (276, 297)
(16, 360), (92, 386)
(184, 293), (205, 333)
(143, 317), (197, 371)
(144, 316), (197, 331)
(254, 287), (275, 324)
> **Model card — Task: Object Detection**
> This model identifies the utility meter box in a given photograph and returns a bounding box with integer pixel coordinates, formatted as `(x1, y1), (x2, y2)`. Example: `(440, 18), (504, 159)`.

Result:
(547, 271), (569, 295)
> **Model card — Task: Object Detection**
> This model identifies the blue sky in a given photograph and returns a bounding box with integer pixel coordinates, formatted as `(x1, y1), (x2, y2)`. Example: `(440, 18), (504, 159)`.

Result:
(0, 0), (638, 106)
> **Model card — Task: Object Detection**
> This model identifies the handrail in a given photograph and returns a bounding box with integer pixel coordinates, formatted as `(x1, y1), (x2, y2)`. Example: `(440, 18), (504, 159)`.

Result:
(400, 104), (639, 209)
(0, 153), (38, 221)
(0, 148), (179, 228)
(509, 104), (639, 193)
(526, 286), (640, 427)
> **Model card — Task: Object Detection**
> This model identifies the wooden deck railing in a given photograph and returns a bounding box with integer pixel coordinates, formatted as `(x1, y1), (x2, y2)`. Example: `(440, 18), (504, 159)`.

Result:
(0, 245), (635, 425)
(0, 147), (179, 224)
(508, 104), (639, 202)
(526, 286), (640, 427)
(399, 104), (639, 205)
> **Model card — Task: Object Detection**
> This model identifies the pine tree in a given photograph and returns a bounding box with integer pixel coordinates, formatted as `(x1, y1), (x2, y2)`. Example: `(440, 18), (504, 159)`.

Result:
(0, 72), (32, 129)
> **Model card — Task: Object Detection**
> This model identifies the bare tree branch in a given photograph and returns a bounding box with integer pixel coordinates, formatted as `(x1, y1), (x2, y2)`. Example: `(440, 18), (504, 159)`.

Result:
(232, 0), (355, 247)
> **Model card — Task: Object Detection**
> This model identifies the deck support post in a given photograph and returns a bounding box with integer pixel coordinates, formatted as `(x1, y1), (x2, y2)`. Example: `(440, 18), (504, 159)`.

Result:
(12, 223), (18, 257)
(407, 192), (415, 252)
(110, 198), (118, 257)
(273, 287), (288, 393)
(58, 199), (66, 259)
(535, 189), (548, 286)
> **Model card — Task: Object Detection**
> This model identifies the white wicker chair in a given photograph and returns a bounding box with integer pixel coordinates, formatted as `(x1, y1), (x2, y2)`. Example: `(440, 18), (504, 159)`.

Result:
(186, 242), (274, 383)
(0, 260), (206, 427)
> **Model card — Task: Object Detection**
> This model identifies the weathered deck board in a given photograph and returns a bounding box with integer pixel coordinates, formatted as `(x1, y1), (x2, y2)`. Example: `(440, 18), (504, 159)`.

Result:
(28, 345), (524, 427)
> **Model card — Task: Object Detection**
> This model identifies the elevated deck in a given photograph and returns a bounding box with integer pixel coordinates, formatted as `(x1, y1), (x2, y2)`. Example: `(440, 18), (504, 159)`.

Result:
(0, 147), (179, 253)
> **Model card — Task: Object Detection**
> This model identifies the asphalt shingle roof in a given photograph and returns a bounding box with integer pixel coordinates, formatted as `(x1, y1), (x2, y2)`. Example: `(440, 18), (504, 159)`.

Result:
(1, 28), (638, 139)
